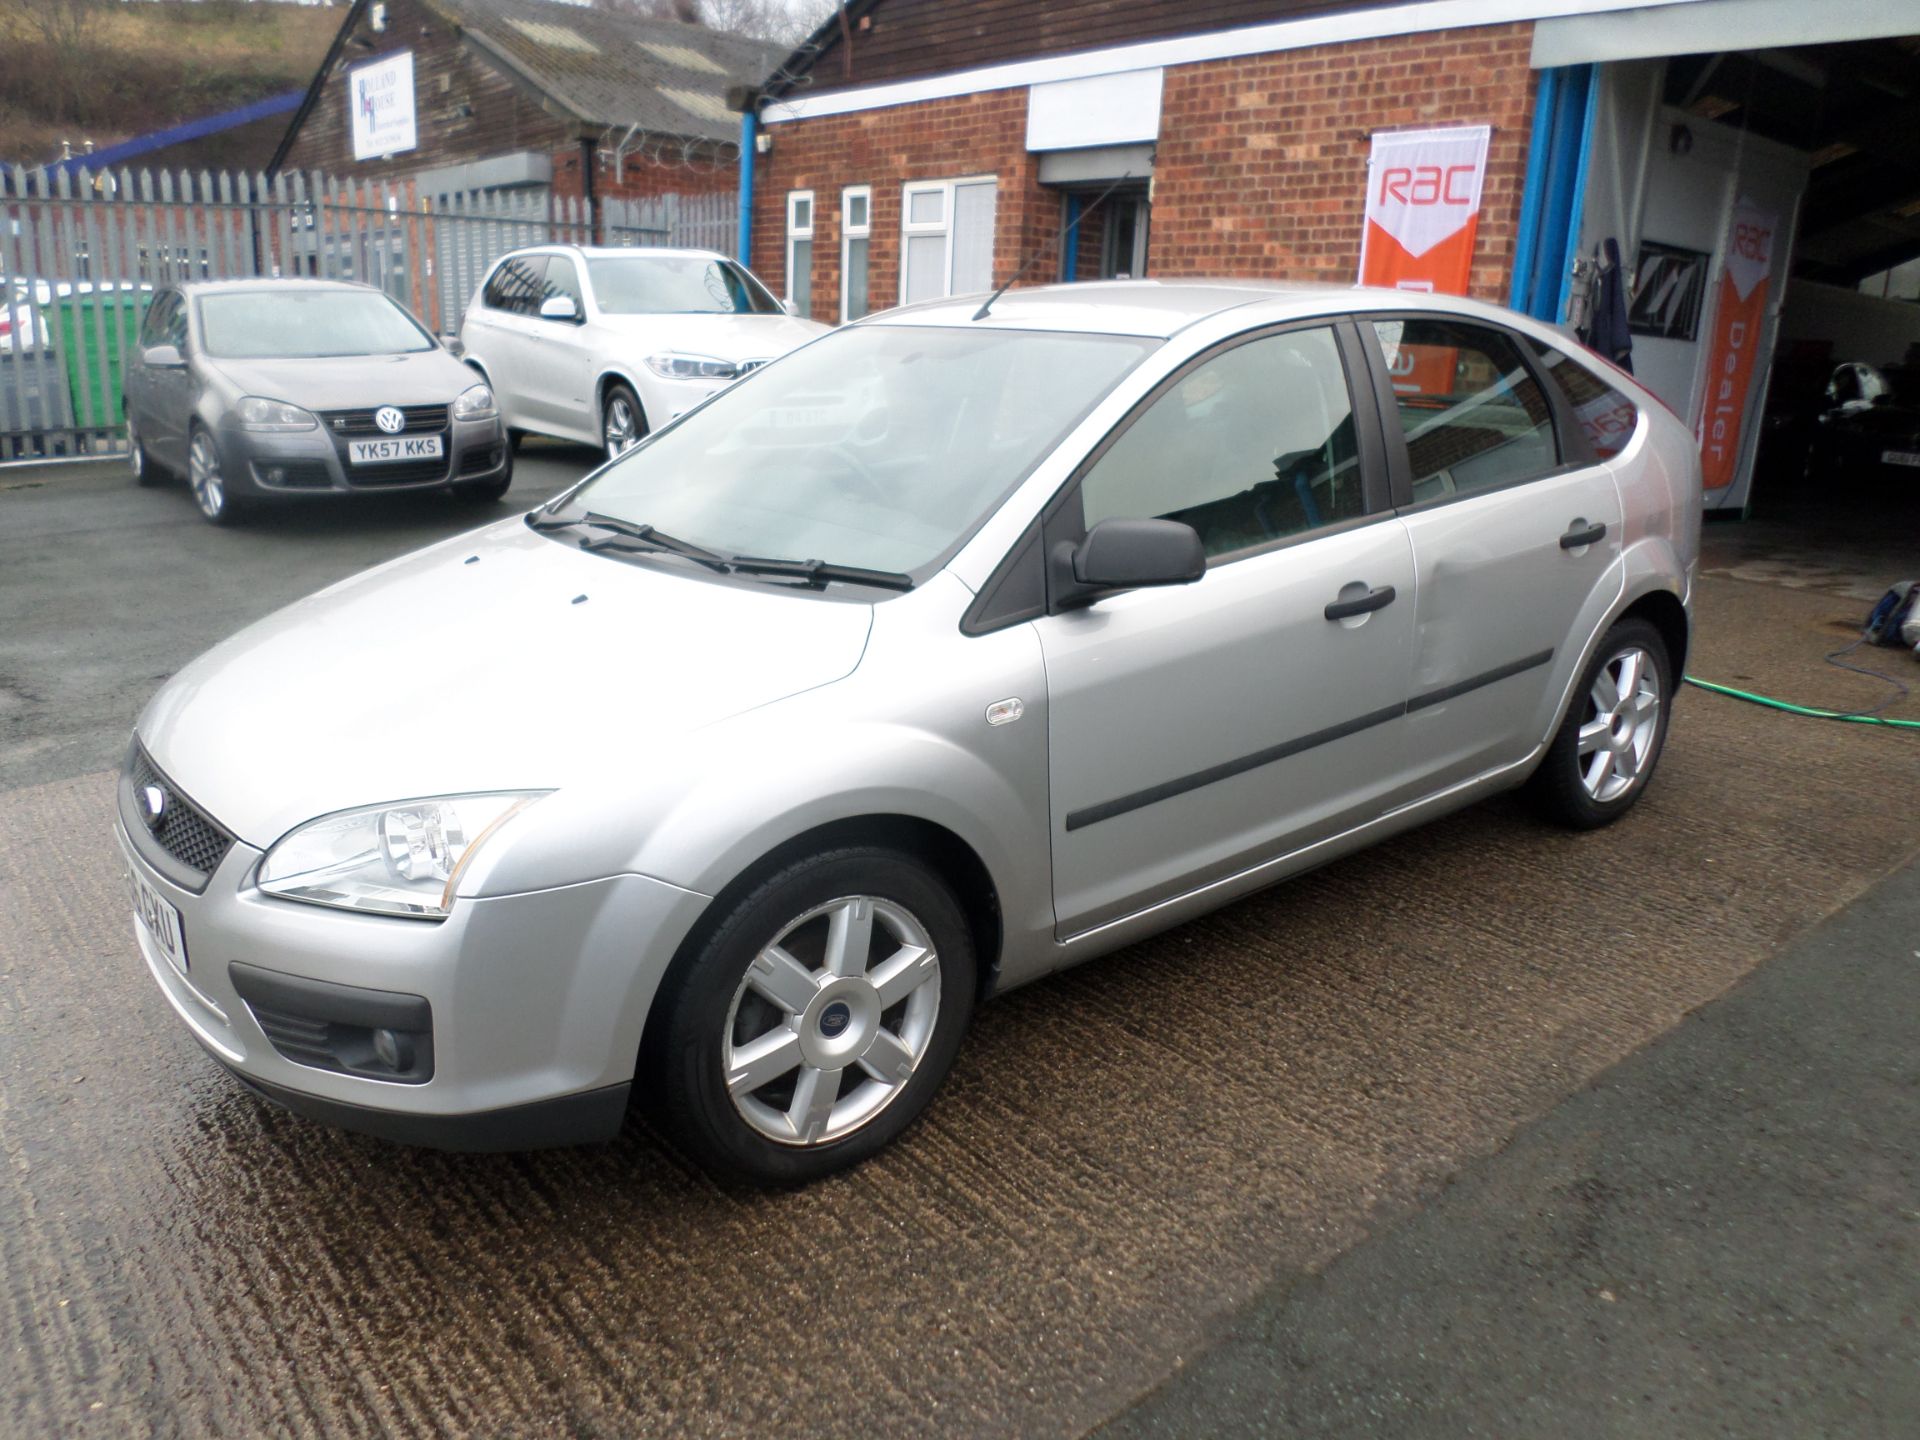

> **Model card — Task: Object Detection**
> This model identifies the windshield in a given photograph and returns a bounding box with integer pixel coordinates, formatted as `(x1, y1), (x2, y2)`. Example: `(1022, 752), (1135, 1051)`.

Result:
(586, 255), (783, 316)
(557, 324), (1158, 577)
(197, 290), (435, 358)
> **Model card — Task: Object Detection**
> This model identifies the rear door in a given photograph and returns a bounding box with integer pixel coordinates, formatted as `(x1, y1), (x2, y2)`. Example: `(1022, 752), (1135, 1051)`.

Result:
(1034, 321), (1419, 936)
(1360, 313), (1623, 790)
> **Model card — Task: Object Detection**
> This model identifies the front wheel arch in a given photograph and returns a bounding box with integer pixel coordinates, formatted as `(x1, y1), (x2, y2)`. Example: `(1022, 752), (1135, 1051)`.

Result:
(637, 814), (1003, 1079)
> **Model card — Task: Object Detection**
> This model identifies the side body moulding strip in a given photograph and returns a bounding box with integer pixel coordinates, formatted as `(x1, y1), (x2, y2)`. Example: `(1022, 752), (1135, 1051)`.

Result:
(1062, 649), (1554, 832)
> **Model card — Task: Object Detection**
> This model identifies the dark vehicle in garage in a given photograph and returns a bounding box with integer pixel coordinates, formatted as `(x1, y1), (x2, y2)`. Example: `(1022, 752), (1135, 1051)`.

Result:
(123, 279), (511, 524)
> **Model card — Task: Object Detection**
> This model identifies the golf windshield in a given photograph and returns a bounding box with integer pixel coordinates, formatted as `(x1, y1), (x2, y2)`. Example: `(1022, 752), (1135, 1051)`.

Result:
(560, 325), (1159, 577)
(197, 290), (435, 358)
(586, 256), (783, 315)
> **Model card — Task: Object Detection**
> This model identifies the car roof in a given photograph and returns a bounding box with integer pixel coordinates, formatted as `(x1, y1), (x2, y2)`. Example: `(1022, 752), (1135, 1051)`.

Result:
(864, 279), (1567, 341)
(173, 277), (382, 298)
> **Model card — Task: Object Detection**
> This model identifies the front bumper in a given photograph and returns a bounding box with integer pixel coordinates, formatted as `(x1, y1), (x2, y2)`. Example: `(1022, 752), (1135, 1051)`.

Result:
(216, 414), (508, 498)
(115, 770), (710, 1150)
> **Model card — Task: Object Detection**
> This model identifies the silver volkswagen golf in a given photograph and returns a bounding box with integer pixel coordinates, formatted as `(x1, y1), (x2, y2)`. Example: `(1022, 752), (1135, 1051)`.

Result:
(118, 281), (1698, 1184)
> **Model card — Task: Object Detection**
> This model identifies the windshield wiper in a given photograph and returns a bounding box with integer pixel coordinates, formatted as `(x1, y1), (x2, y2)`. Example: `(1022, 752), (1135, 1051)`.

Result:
(725, 555), (916, 592)
(527, 510), (731, 573)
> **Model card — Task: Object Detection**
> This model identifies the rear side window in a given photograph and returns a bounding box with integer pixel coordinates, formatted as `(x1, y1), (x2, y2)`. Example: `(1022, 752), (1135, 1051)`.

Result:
(1371, 318), (1558, 502)
(483, 256), (548, 315)
(1533, 344), (1641, 460)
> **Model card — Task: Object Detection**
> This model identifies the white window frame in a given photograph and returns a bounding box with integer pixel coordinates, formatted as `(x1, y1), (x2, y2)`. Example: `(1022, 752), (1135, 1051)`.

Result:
(785, 189), (814, 310)
(899, 174), (997, 305)
(840, 184), (872, 323)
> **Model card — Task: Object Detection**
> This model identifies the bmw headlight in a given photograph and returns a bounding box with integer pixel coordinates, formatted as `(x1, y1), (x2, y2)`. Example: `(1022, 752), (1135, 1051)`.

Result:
(257, 792), (548, 919)
(452, 382), (496, 420)
(645, 351), (739, 381)
(234, 396), (318, 431)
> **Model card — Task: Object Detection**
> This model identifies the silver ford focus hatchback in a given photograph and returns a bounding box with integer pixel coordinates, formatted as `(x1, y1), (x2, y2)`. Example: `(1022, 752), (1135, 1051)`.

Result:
(119, 281), (1698, 1185)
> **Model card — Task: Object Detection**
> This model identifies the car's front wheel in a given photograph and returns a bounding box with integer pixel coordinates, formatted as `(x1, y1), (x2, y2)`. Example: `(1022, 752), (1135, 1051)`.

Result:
(128, 417), (163, 486)
(602, 382), (645, 461)
(187, 426), (242, 525)
(1529, 616), (1672, 828)
(646, 848), (976, 1186)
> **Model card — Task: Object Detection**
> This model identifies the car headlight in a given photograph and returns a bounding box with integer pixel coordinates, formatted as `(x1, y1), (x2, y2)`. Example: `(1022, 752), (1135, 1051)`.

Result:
(646, 351), (740, 381)
(234, 396), (317, 431)
(452, 382), (496, 420)
(257, 792), (548, 919)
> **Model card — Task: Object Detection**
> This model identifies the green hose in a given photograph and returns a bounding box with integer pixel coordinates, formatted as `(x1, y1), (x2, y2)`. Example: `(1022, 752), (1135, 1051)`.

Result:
(1683, 676), (1920, 729)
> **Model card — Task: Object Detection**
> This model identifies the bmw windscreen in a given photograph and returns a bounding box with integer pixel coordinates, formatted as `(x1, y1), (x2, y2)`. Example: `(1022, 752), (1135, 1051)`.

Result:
(537, 325), (1159, 581)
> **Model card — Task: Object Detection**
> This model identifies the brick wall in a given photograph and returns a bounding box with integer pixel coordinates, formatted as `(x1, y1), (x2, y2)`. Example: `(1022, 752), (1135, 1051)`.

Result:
(754, 21), (1539, 313)
(1151, 24), (1537, 300)
(752, 89), (1054, 323)
(552, 145), (739, 206)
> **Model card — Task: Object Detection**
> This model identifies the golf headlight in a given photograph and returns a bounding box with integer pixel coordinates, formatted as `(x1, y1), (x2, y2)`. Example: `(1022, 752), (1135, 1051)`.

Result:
(234, 396), (317, 431)
(646, 351), (739, 381)
(452, 382), (496, 420)
(258, 792), (547, 918)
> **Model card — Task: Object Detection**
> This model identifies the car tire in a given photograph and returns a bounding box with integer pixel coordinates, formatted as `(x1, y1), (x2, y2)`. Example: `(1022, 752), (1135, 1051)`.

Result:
(454, 446), (513, 502)
(186, 425), (245, 526)
(506, 427), (527, 454)
(645, 847), (976, 1187)
(601, 382), (645, 461)
(1528, 616), (1672, 830)
(128, 418), (164, 485)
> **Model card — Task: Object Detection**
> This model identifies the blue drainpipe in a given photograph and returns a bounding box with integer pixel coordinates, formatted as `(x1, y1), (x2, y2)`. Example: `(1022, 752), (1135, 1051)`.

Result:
(737, 109), (756, 266)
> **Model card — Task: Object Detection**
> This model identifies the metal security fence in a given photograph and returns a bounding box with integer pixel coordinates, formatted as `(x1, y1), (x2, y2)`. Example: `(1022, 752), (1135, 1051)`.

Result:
(1, 165), (735, 460)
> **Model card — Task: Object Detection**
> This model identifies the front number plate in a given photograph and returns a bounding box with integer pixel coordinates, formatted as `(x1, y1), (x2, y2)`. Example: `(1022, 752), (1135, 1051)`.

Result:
(1880, 449), (1920, 468)
(129, 866), (188, 975)
(349, 435), (444, 464)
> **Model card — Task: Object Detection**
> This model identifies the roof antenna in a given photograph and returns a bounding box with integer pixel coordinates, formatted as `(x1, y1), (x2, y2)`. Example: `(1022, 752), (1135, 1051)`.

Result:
(972, 168), (1143, 321)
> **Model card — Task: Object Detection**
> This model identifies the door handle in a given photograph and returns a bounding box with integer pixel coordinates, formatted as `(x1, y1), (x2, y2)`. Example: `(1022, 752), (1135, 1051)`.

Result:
(1559, 520), (1607, 549)
(1324, 584), (1397, 621)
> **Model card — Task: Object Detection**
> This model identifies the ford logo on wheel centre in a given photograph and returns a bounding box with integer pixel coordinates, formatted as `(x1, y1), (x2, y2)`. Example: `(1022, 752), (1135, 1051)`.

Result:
(374, 406), (406, 434)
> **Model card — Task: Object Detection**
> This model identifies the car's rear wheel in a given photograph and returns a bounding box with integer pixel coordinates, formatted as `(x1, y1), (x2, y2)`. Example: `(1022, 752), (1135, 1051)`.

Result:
(1529, 616), (1672, 829)
(646, 848), (975, 1186)
(602, 382), (644, 461)
(187, 426), (243, 525)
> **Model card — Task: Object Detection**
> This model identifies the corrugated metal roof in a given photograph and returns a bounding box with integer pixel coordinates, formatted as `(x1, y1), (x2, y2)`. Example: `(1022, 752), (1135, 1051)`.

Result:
(426, 0), (782, 141)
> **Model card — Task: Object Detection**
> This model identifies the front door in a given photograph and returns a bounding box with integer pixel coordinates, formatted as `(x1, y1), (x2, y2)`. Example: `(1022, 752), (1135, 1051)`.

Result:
(519, 252), (594, 436)
(1364, 314), (1624, 789)
(1035, 322), (1417, 935)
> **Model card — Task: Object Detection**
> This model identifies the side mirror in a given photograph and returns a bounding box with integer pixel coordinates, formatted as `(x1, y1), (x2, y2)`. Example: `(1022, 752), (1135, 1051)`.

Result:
(538, 295), (580, 323)
(142, 344), (185, 370)
(783, 298), (802, 317)
(1053, 517), (1206, 606)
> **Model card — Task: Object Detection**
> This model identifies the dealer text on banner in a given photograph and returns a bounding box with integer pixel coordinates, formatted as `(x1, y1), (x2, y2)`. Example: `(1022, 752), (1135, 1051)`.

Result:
(1698, 199), (1776, 493)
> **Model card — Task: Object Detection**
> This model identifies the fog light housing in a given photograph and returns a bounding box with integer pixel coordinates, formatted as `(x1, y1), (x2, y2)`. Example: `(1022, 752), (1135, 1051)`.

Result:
(371, 1027), (411, 1072)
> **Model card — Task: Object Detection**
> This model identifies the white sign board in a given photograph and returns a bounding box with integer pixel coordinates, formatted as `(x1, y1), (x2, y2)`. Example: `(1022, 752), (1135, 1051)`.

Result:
(1025, 69), (1164, 152)
(349, 51), (417, 160)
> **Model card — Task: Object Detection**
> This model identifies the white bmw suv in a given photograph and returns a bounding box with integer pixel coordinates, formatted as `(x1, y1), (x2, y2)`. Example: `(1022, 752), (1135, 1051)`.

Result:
(457, 246), (829, 459)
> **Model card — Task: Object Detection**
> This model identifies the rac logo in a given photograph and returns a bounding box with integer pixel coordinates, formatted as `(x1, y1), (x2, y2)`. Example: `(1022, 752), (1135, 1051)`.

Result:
(1732, 222), (1772, 263)
(1379, 165), (1477, 207)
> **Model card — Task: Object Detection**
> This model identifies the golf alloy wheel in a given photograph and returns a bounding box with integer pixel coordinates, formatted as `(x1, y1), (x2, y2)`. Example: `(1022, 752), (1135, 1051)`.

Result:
(1577, 644), (1661, 803)
(722, 895), (942, 1146)
(188, 430), (229, 522)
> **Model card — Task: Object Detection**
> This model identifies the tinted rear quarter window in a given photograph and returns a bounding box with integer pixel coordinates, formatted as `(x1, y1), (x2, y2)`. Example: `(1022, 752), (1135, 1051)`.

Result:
(1533, 345), (1641, 460)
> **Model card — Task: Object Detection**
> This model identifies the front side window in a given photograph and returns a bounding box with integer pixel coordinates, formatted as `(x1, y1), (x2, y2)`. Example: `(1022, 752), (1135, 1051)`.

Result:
(842, 186), (872, 322)
(1534, 344), (1640, 460)
(139, 291), (178, 347)
(560, 324), (1157, 578)
(1079, 326), (1366, 559)
(197, 290), (434, 359)
(484, 255), (548, 315)
(542, 254), (585, 313)
(584, 256), (780, 316)
(901, 178), (997, 304)
(1371, 318), (1558, 502)
(786, 190), (814, 317)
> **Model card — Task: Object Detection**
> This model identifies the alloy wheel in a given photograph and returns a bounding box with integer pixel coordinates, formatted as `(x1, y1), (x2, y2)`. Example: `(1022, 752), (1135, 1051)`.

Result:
(603, 395), (639, 458)
(188, 432), (225, 520)
(722, 895), (942, 1146)
(1577, 644), (1661, 803)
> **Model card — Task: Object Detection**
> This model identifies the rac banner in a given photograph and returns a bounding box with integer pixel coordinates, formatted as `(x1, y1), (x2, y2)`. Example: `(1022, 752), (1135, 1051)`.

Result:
(1357, 124), (1491, 296)
(1698, 199), (1777, 494)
